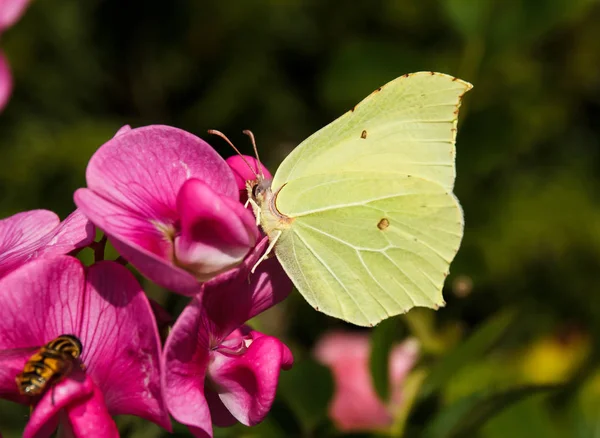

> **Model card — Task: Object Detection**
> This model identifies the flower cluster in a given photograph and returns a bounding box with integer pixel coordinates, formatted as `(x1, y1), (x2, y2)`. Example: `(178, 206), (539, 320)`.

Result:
(0, 125), (293, 437)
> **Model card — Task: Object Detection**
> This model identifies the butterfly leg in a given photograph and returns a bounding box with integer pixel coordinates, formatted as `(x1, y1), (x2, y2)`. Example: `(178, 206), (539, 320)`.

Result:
(251, 230), (281, 274)
(246, 198), (261, 226)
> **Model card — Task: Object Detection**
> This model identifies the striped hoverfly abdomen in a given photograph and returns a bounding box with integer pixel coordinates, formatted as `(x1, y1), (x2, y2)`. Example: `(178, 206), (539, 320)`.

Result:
(16, 334), (83, 396)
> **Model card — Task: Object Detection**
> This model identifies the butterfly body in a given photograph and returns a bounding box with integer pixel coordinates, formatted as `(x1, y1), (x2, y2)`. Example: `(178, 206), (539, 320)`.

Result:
(248, 72), (472, 326)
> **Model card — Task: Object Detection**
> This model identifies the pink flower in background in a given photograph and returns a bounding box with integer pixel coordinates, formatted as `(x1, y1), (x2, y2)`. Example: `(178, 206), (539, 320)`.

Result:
(0, 0), (30, 30)
(0, 0), (31, 111)
(314, 332), (420, 432)
(0, 52), (12, 111)
(0, 209), (94, 279)
(0, 256), (170, 437)
(75, 125), (259, 295)
(162, 237), (293, 438)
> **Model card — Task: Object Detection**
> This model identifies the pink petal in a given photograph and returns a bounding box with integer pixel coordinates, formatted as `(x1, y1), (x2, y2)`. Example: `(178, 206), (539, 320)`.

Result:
(113, 125), (132, 137)
(161, 298), (213, 438)
(246, 329), (293, 370)
(0, 210), (58, 248)
(74, 188), (174, 259)
(314, 332), (392, 432)
(174, 178), (258, 281)
(0, 347), (36, 403)
(0, 256), (85, 350)
(225, 155), (272, 199)
(0, 0), (30, 32)
(200, 236), (292, 342)
(84, 125), (237, 224)
(389, 339), (420, 408)
(0, 209), (94, 279)
(80, 261), (170, 430)
(0, 51), (12, 112)
(74, 188), (200, 295)
(0, 209), (60, 277)
(208, 333), (292, 426)
(64, 376), (119, 438)
(38, 209), (96, 257)
(23, 369), (94, 438)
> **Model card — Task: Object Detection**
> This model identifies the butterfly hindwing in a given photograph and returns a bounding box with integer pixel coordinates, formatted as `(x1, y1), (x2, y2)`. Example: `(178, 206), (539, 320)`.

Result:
(273, 172), (463, 326)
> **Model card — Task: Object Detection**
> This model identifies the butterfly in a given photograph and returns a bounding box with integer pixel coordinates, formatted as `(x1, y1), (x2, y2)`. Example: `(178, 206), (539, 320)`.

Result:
(220, 72), (472, 327)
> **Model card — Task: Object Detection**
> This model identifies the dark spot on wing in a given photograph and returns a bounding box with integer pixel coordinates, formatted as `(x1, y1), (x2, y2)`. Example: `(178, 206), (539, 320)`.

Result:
(377, 218), (390, 230)
(361, 130), (367, 139)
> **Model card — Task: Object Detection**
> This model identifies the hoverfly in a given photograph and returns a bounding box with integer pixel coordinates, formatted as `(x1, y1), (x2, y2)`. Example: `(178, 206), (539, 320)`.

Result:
(15, 334), (83, 396)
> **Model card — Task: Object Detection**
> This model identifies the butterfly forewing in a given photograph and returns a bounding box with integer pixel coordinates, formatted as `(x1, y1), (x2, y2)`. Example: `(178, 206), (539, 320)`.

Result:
(272, 72), (472, 192)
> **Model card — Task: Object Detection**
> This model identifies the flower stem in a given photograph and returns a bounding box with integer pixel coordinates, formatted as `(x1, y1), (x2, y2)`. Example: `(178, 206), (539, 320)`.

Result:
(92, 235), (107, 262)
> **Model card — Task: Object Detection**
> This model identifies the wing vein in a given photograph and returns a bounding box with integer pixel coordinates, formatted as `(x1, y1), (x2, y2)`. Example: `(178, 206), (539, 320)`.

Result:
(387, 217), (457, 263)
(293, 192), (429, 217)
(293, 228), (375, 323)
(355, 250), (410, 309)
(297, 221), (386, 251)
(381, 251), (436, 305)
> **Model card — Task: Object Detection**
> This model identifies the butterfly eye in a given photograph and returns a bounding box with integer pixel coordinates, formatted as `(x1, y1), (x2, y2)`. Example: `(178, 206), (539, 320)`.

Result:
(252, 184), (260, 199)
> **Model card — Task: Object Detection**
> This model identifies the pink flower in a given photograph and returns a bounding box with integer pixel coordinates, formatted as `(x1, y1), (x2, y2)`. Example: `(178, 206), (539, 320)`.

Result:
(0, 209), (94, 279)
(0, 0), (30, 31)
(0, 255), (170, 437)
(0, 0), (31, 111)
(74, 125), (259, 295)
(314, 332), (420, 432)
(0, 51), (12, 111)
(162, 237), (293, 438)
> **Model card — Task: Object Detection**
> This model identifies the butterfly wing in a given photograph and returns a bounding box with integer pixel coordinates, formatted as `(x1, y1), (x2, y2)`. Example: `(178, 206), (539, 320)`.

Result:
(268, 72), (471, 326)
(274, 172), (462, 326)
(272, 72), (472, 192)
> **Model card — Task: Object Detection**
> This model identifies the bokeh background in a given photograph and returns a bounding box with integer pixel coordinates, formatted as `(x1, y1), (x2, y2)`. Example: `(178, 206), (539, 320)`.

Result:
(2, 0), (600, 436)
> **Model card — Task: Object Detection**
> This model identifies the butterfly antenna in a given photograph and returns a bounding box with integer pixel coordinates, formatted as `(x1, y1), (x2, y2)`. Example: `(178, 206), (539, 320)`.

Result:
(242, 130), (265, 179)
(207, 129), (259, 179)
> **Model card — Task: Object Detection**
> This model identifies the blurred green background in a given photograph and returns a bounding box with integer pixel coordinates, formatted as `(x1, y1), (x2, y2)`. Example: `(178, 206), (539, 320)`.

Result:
(2, 0), (600, 436)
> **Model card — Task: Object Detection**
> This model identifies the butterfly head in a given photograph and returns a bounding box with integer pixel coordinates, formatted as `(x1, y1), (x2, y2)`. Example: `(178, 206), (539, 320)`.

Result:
(247, 178), (273, 205)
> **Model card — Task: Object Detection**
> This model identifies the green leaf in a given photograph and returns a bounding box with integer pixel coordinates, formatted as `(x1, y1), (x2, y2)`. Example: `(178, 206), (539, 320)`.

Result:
(390, 369), (428, 437)
(420, 309), (518, 398)
(370, 317), (401, 402)
(424, 384), (561, 438)
(480, 394), (564, 438)
(278, 358), (333, 433)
